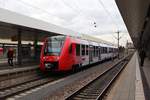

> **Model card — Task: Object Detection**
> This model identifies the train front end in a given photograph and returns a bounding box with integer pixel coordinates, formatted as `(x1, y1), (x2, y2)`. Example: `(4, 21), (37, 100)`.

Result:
(40, 35), (66, 72)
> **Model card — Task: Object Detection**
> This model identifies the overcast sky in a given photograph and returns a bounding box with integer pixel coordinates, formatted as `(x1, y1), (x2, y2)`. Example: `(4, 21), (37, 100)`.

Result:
(0, 0), (132, 46)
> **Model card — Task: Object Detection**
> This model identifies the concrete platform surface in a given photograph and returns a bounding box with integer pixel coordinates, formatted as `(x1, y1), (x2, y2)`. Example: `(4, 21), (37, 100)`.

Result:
(0, 58), (39, 70)
(0, 65), (38, 75)
(105, 52), (145, 100)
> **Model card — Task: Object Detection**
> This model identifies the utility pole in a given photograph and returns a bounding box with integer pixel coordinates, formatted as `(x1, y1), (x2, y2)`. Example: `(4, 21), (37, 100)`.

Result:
(126, 40), (128, 55)
(113, 31), (122, 59)
(117, 31), (119, 49)
(117, 31), (120, 58)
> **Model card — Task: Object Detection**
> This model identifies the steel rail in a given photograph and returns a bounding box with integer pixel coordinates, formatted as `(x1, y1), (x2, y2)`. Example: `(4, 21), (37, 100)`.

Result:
(0, 76), (57, 99)
(66, 55), (130, 100)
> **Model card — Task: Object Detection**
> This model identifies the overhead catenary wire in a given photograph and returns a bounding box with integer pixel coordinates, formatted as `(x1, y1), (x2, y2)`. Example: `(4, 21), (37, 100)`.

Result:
(97, 0), (129, 47)
(16, 0), (117, 33)
(61, 0), (96, 22)
(61, 0), (106, 30)
(15, 0), (68, 23)
(5, 0), (122, 36)
(97, 0), (119, 31)
(63, 0), (120, 34)
(61, 0), (81, 15)
(17, 0), (98, 33)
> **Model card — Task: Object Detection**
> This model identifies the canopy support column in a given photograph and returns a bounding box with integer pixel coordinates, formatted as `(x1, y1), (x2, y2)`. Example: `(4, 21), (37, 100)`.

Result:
(17, 29), (22, 65)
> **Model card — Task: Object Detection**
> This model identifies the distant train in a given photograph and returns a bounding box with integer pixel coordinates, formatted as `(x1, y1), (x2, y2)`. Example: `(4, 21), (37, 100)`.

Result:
(40, 35), (118, 72)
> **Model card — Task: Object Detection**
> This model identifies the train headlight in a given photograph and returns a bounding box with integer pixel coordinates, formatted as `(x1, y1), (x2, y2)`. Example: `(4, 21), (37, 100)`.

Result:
(43, 57), (47, 60)
(45, 63), (53, 69)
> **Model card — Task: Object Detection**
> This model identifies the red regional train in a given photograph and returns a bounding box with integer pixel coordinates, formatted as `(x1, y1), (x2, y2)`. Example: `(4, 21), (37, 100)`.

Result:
(40, 35), (118, 72)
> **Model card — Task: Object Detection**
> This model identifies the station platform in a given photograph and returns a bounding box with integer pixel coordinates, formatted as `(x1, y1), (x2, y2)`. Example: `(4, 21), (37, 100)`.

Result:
(0, 58), (39, 70)
(0, 59), (39, 75)
(105, 52), (145, 100)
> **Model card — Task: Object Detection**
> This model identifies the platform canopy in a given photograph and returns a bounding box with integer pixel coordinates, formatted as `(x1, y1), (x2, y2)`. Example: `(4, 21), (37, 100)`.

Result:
(115, 0), (150, 50)
(0, 7), (80, 41)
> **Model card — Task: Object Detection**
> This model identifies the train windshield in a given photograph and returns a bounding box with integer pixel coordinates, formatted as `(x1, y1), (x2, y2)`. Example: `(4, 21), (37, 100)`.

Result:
(44, 36), (66, 56)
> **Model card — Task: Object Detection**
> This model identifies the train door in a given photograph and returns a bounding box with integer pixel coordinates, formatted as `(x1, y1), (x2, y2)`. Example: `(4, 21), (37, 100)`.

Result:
(89, 45), (93, 63)
(86, 45), (89, 65)
(75, 44), (81, 65)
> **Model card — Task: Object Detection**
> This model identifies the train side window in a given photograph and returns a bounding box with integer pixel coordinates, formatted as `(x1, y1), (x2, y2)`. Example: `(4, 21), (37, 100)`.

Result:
(69, 44), (72, 53)
(93, 46), (95, 57)
(44, 42), (48, 55)
(105, 47), (107, 53)
(86, 45), (89, 55)
(95, 46), (97, 57)
(110, 48), (113, 53)
(101, 47), (104, 54)
(101, 47), (102, 54)
(76, 44), (80, 56)
(92, 46), (94, 56)
(82, 45), (85, 56)
(99, 47), (101, 55)
(110, 48), (111, 53)
(96, 46), (98, 56)
(108, 48), (110, 53)
(103, 47), (106, 53)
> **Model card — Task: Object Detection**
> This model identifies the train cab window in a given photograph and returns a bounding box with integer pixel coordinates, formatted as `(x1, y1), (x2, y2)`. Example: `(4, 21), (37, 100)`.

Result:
(44, 36), (66, 56)
(86, 45), (89, 55)
(76, 44), (80, 56)
(82, 45), (85, 56)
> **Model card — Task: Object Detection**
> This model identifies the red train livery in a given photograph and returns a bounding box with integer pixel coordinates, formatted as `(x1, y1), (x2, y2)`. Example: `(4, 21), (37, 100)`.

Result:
(0, 48), (3, 56)
(40, 35), (117, 72)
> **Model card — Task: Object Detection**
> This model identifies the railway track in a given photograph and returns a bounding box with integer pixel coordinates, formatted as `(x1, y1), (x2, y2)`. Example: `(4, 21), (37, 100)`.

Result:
(0, 66), (39, 82)
(66, 57), (130, 100)
(0, 67), (62, 99)
(0, 55), (131, 99)
(0, 75), (59, 99)
(0, 66), (70, 99)
(0, 67), (43, 96)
